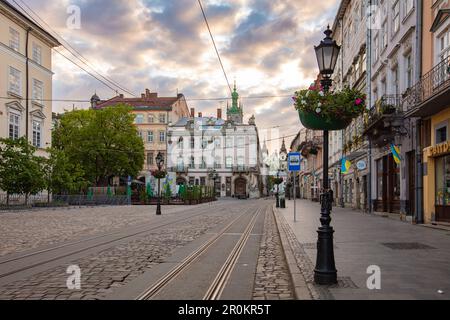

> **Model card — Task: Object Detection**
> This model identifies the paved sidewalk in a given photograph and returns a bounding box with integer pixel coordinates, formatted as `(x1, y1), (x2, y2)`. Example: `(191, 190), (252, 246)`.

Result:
(274, 199), (450, 300)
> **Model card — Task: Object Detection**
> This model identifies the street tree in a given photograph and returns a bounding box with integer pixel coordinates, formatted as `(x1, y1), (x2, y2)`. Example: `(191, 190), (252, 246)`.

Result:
(53, 105), (145, 186)
(43, 148), (87, 202)
(0, 138), (46, 205)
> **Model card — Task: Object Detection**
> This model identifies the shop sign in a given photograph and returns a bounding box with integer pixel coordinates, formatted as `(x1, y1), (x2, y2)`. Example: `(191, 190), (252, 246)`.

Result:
(356, 160), (367, 171)
(429, 141), (450, 157)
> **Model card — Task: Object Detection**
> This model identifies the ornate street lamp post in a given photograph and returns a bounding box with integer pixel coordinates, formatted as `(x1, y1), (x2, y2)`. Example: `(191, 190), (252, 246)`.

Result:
(156, 152), (165, 216)
(276, 170), (280, 208)
(313, 26), (341, 285)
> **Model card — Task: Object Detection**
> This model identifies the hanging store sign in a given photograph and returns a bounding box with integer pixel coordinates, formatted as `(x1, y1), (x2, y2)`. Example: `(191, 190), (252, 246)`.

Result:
(356, 160), (367, 171)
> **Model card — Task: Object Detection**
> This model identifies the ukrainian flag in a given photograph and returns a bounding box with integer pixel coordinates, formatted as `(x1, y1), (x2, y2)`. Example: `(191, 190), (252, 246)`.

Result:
(391, 144), (401, 165)
(341, 157), (351, 174)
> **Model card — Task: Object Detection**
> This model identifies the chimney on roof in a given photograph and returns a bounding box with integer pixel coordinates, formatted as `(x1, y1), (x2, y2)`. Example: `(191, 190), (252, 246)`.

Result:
(191, 108), (195, 118)
(141, 93), (146, 99)
(217, 108), (222, 119)
(119, 94), (124, 98)
(198, 112), (203, 118)
(145, 89), (150, 98)
(149, 92), (158, 99)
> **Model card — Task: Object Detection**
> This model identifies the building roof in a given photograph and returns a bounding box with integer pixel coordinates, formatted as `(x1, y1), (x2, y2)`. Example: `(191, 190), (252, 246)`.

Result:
(171, 117), (226, 127)
(95, 94), (185, 111)
(0, 0), (60, 47)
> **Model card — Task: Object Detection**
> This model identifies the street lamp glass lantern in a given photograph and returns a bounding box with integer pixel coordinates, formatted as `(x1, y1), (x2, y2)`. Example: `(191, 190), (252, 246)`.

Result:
(314, 26), (341, 77)
(156, 152), (164, 169)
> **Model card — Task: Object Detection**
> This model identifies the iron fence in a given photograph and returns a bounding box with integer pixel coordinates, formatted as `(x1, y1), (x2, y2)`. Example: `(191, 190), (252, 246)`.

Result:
(0, 193), (129, 210)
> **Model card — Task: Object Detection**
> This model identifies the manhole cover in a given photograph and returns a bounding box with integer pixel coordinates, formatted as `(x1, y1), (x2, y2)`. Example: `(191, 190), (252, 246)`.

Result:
(382, 242), (436, 250)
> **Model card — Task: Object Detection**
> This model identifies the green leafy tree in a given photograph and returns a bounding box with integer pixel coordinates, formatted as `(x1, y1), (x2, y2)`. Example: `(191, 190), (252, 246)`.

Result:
(53, 105), (145, 185)
(43, 148), (87, 201)
(0, 138), (46, 205)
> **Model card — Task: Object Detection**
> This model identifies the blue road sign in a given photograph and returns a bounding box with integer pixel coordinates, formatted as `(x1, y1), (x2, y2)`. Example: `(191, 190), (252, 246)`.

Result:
(288, 152), (301, 172)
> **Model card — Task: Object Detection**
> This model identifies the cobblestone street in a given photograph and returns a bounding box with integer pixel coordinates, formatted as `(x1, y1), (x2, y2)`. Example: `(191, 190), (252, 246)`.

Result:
(0, 205), (203, 257)
(0, 200), (282, 300)
(253, 206), (295, 300)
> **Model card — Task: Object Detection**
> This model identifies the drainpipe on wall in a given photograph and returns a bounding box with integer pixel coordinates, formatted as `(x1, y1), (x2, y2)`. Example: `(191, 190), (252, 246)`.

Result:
(366, 0), (373, 214)
(415, 0), (424, 224)
(25, 27), (31, 140)
(339, 17), (345, 208)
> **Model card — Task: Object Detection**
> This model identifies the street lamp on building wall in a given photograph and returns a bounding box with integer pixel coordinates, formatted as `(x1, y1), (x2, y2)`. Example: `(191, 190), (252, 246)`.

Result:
(313, 26), (340, 285)
(156, 152), (165, 216)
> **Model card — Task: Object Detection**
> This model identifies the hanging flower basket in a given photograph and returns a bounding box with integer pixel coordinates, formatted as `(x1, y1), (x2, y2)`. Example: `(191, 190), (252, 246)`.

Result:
(298, 111), (353, 131)
(293, 85), (366, 131)
(151, 170), (167, 179)
(273, 178), (284, 185)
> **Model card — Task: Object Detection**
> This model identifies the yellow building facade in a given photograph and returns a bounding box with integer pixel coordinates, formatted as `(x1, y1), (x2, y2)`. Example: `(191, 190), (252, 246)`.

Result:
(93, 89), (191, 181)
(0, 1), (60, 155)
(407, 0), (450, 224)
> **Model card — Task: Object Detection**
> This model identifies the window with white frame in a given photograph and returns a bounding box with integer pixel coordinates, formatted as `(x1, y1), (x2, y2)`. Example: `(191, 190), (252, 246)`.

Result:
(147, 131), (154, 143)
(226, 156), (233, 168)
(9, 67), (21, 96)
(403, 0), (414, 19)
(32, 120), (42, 148)
(135, 114), (144, 124)
(374, 35), (379, 62)
(159, 113), (166, 124)
(9, 112), (20, 140)
(9, 28), (19, 52)
(439, 28), (450, 61)
(32, 79), (44, 104)
(392, 1), (400, 35)
(406, 54), (413, 90)
(32, 43), (42, 65)
(381, 21), (388, 50)
(159, 131), (166, 143)
(148, 114), (154, 123)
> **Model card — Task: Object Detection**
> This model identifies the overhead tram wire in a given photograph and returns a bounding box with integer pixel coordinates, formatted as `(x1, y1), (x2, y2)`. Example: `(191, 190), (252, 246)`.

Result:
(10, 0), (137, 97)
(0, 94), (293, 103)
(197, 0), (232, 96)
(14, 0), (137, 97)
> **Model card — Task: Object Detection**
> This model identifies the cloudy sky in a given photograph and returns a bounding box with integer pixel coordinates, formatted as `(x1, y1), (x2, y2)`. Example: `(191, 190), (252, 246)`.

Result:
(16, 0), (339, 152)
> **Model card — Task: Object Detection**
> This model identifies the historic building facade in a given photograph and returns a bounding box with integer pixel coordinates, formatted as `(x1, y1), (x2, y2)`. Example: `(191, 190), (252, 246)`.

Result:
(331, 0), (369, 210)
(290, 128), (324, 201)
(405, 0), (450, 224)
(0, 0), (60, 156)
(363, 0), (419, 217)
(167, 85), (264, 199)
(92, 89), (191, 183)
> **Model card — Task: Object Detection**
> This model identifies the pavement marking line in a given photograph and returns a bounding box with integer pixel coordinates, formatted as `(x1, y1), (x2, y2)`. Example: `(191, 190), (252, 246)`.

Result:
(203, 206), (262, 300)
(136, 205), (260, 301)
(0, 201), (247, 280)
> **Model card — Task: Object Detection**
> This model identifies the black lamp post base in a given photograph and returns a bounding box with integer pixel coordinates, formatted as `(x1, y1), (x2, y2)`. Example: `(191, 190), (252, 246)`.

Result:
(314, 227), (337, 285)
(156, 203), (161, 215)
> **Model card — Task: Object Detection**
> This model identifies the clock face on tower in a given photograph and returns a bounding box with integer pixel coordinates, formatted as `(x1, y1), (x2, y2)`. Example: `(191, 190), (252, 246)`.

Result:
(280, 154), (287, 161)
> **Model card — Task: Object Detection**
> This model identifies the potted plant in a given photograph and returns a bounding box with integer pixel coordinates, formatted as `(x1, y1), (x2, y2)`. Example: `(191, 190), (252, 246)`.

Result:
(293, 85), (366, 131)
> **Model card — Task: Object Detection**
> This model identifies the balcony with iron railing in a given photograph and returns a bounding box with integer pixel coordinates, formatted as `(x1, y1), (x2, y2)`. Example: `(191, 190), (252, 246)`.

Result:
(363, 94), (406, 147)
(168, 165), (189, 174)
(232, 165), (258, 173)
(405, 55), (450, 117)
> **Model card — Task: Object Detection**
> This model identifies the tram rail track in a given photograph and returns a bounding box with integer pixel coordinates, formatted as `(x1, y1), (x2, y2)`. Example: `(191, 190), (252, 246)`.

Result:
(0, 201), (249, 281)
(136, 204), (264, 300)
